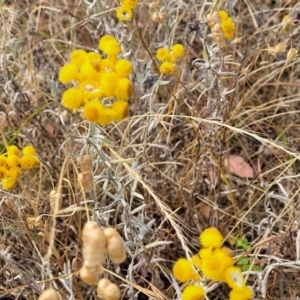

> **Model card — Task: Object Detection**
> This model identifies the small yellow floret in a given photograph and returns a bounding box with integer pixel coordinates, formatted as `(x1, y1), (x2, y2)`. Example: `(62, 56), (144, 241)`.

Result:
(182, 285), (205, 300)
(111, 100), (129, 121)
(2, 177), (16, 189)
(0, 155), (7, 167)
(229, 285), (253, 300)
(199, 227), (223, 248)
(156, 48), (171, 62)
(221, 18), (235, 40)
(0, 167), (7, 180)
(121, 0), (138, 9)
(19, 155), (39, 169)
(59, 63), (78, 84)
(70, 49), (87, 66)
(171, 44), (185, 58)
(98, 35), (121, 56)
(6, 155), (19, 168)
(7, 166), (21, 179)
(100, 73), (119, 97)
(23, 145), (36, 156)
(225, 266), (245, 290)
(86, 52), (102, 71)
(115, 78), (133, 101)
(116, 6), (133, 22)
(172, 258), (195, 283)
(191, 254), (202, 269)
(79, 62), (100, 81)
(115, 59), (132, 78)
(62, 88), (84, 111)
(7, 145), (20, 156)
(218, 10), (229, 21)
(83, 101), (104, 123)
(159, 61), (176, 75)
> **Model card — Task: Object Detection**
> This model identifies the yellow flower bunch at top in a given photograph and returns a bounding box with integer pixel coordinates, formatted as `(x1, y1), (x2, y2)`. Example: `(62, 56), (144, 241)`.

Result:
(59, 35), (132, 126)
(116, 0), (138, 22)
(156, 44), (185, 75)
(172, 227), (253, 300)
(0, 145), (39, 190)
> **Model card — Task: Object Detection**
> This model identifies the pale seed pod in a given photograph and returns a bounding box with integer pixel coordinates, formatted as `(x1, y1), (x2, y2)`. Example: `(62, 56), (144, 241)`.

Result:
(49, 190), (62, 213)
(77, 155), (92, 172)
(97, 278), (121, 300)
(80, 261), (100, 285)
(149, 1), (158, 12)
(38, 288), (59, 300)
(82, 222), (106, 265)
(206, 12), (221, 28)
(78, 171), (94, 191)
(151, 11), (161, 23)
(3, 198), (18, 213)
(104, 228), (126, 264)
(211, 23), (226, 47)
(158, 12), (166, 24)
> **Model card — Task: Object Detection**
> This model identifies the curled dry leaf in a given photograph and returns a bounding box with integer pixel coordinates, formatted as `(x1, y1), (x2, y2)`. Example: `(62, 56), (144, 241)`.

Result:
(223, 155), (254, 178)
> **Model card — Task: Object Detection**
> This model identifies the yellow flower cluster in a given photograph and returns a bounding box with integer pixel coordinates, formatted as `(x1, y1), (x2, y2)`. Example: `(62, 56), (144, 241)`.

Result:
(116, 0), (138, 22)
(59, 35), (131, 126)
(156, 44), (185, 75)
(206, 10), (235, 47)
(0, 145), (39, 189)
(172, 227), (253, 300)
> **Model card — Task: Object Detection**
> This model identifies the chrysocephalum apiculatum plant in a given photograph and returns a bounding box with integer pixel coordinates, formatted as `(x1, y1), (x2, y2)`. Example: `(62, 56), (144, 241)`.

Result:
(172, 227), (254, 300)
(0, 144), (39, 190)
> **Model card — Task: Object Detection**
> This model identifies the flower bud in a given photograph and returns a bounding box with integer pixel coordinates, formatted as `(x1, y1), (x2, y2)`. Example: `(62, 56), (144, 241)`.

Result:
(97, 278), (121, 300)
(38, 288), (59, 300)
(104, 228), (126, 264)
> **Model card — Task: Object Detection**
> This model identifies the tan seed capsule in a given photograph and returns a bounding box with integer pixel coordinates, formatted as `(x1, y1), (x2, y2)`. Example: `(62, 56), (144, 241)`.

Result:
(80, 262), (99, 285)
(38, 288), (59, 300)
(77, 155), (93, 172)
(104, 228), (127, 264)
(49, 190), (62, 213)
(97, 278), (121, 300)
(78, 171), (94, 191)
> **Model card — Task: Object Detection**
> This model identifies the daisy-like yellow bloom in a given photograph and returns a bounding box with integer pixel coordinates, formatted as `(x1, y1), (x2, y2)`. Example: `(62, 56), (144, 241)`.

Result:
(115, 59), (132, 78)
(59, 63), (78, 84)
(172, 258), (197, 283)
(159, 61), (176, 75)
(116, 6), (133, 22)
(199, 227), (223, 248)
(2, 177), (16, 190)
(111, 100), (129, 121)
(6, 155), (19, 168)
(19, 155), (39, 169)
(83, 101), (104, 123)
(100, 72), (119, 97)
(6, 145), (20, 156)
(115, 78), (133, 101)
(7, 166), (22, 179)
(70, 49), (87, 66)
(98, 35), (121, 56)
(121, 0), (138, 9)
(22, 145), (36, 156)
(171, 44), (185, 59)
(62, 88), (84, 111)
(182, 285), (205, 300)
(200, 248), (234, 281)
(225, 266), (245, 290)
(156, 47), (171, 62)
(229, 285), (253, 300)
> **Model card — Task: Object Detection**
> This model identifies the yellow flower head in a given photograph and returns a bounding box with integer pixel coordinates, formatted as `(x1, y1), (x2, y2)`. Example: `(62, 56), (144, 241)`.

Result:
(83, 101), (104, 123)
(0, 155), (7, 167)
(191, 254), (202, 269)
(79, 80), (103, 100)
(86, 52), (102, 71)
(156, 47), (171, 62)
(100, 72), (119, 97)
(225, 266), (245, 290)
(172, 258), (196, 283)
(6, 155), (19, 168)
(62, 88), (84, 111)
(79, 61), (100, 81)
(2, 177), (16, 190)
(111, 100), (129, 121)
(19, 155), (39, 169)
(0, 167), (7, 180)
(116, 6), (133, 22)
(7, 166), (21, 179)
(98, 107), (119, 126)
(182, 285), (205, 300)
(221, 18), (235, 40)
(121, 0), (138, 9)
(229, 285), (253, 300)
(218, 10), (229, 21)
(171, 44), (185, 59)
(6, 145), (20, 156)
(115, 59), (132, 78)
(22, 145), (36, 156)
(199, 227), (223, 248)
(115, 78), (133, 101)
(59, 63), (78, 84)
(70, 49), (87, 66)
(159, 61), (176, 75)
(98, 35), (121, 57)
